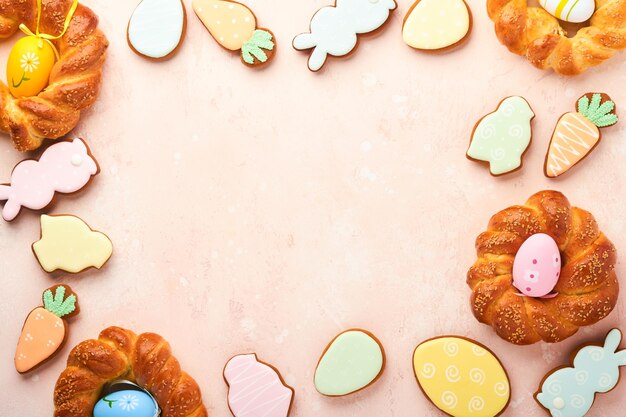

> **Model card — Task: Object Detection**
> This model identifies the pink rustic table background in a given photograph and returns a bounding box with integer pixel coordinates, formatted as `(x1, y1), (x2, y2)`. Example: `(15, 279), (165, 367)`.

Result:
(1, 0), (625, 415)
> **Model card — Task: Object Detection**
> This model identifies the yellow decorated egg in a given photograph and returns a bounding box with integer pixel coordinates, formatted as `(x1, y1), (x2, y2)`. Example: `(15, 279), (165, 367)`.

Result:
(7, 36), (55, 98)
(413, 337), (510, 417)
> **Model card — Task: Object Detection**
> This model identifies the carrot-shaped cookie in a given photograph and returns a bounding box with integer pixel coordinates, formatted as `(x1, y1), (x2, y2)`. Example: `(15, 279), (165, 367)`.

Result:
(192, 0), (275, 67)
(14, 285), (79, 373)
(545, 93), (619, 178)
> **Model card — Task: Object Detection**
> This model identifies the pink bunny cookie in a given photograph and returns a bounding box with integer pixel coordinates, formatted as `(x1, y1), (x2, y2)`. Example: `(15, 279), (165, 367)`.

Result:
(0, 138), (99, 222)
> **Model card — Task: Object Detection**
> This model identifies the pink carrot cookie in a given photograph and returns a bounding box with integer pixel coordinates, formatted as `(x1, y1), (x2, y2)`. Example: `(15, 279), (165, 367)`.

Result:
(224, 353), (294, 417)
(0, 138), (99, 221)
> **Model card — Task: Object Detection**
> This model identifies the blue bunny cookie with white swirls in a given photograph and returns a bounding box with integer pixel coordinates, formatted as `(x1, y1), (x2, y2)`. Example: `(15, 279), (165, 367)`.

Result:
(535, 329), (626, 417)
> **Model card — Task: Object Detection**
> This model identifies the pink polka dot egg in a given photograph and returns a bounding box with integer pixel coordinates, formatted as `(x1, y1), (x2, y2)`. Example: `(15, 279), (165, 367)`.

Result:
(512, 233), (561, 298)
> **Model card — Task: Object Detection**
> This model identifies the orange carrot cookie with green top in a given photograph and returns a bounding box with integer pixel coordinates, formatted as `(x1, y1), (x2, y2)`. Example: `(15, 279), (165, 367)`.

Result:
(14, 285), (79, 373)
(192, 0), (275, 67)
(545, 93), (619, 178)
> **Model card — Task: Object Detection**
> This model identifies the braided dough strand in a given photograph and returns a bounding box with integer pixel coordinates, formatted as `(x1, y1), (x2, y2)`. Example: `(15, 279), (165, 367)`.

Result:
(487, 0), (626, 75)
(0, 0), (107, 151)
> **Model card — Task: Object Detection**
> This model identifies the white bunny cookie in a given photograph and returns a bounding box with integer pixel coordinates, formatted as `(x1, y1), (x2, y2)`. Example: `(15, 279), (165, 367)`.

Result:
(293, 0), (396, 71)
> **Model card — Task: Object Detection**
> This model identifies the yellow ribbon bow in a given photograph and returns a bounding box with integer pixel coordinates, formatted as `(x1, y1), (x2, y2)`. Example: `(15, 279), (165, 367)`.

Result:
(18, 0), (79, 60)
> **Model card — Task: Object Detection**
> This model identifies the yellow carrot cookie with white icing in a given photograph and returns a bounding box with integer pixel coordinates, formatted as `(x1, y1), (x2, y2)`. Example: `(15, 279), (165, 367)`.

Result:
(544, 93), (618, 178)
(192, 0), (275, 67)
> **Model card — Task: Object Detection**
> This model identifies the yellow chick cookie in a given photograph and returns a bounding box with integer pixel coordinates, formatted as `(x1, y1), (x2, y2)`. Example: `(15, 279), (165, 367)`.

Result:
(192, 0), (275, 66)
(32, 215), (113, 274)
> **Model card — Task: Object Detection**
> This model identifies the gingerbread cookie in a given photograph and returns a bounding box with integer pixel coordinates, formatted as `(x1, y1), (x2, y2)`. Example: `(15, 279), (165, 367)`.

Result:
(224, 354), (294, 417)
(32, 214), (113, 274)
(402, 0), (472, 51)
(314, 329), (385, 396)
(293, 0), (397, 72)
(467, 96), (535, 176)
(0, 138), (99, 222)
(193, 0), (276, 67)
(539, 0), (595, 23)
(536, 329), (626, 417)
(127, 0), (187, 60)
(545, 93), (618, 178)
(14, 285), (79, 374)
(413, 336), (510, 417)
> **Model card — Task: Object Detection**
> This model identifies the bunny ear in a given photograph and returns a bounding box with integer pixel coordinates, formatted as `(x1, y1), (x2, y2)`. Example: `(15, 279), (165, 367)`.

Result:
(615, 351), (626, 366)
(604, 329), (622, 353)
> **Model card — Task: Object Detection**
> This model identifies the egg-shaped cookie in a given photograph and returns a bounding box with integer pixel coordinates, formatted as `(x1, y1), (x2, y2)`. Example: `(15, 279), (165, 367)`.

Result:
(413, 336), (510, 417)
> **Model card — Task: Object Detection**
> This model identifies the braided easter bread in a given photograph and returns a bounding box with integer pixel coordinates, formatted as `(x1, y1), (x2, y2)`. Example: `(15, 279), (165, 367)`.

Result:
(467, 190), (618, 345)
(54, 326), (208, 417)
(0, 0), (108, 151)
(487, 0), (626, 75)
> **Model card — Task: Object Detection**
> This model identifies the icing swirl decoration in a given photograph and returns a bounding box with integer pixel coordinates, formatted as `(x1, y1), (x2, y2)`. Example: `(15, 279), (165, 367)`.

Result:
(445, 366), (461, 383)
(468, 396), (485, 413)
(413, 336), (510, 417)
(441, 391), (458, 409)
(470, 368), (486, 385)
(421, 363), (436, 379)
(443, 341), (459, 357)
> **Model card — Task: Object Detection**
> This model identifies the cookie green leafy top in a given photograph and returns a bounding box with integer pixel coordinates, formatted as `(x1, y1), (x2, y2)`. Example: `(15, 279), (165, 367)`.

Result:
(241, 30), (274, 65)
(578, 93), (619, 128)
(43, 286), (76, 318)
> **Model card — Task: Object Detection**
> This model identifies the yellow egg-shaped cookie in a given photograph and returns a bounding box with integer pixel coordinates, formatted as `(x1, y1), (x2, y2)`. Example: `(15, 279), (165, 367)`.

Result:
(413, 337), (510, 417)
(7, 36), (56, 98)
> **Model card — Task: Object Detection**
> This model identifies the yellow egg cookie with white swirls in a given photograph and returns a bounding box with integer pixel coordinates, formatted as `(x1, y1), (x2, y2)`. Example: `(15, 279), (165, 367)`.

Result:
(413, 336), (510, 417)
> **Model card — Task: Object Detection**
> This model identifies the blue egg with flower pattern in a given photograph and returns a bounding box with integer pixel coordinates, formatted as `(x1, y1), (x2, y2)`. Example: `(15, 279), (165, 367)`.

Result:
(93, 389), (158, 417)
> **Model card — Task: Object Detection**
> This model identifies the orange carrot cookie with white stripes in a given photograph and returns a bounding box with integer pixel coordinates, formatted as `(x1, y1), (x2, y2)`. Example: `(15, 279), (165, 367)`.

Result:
(544, 93), (618, 178)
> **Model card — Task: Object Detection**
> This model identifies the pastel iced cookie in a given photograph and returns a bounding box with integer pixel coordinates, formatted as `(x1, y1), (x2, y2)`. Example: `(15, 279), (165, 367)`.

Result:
(467, 96), (535, 176)
(545, 93), (618, 178)
(0, 138), (99, 222)
(413, 336), (510, 417)
(402, 0), (472, 51)
(293, 0), (397, 72)
(14, 285), (79, 373)
(512, 233), (561, 298)
(32, 215), (113, 274)
(193, 0), (275, 67)
(127, 0), (187, 60)
(536, 329), (626, 417)
(224, 354), (294, 417)
(314, 329), (385, 396)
